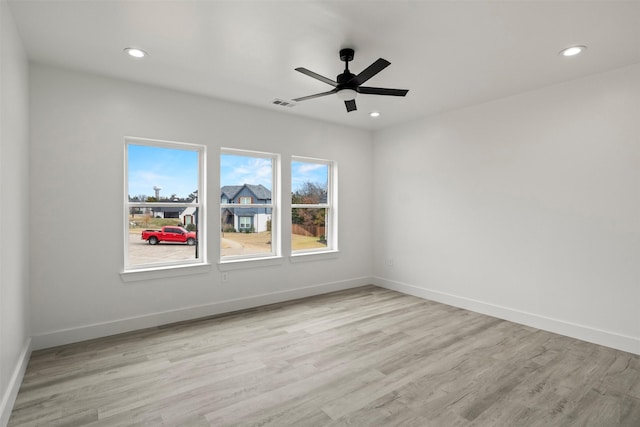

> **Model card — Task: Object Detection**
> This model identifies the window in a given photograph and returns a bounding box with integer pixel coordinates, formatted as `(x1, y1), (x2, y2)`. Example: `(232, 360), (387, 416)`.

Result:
(239, 217), (252, 229)
(124, 137), (205, 271)
(220, 149), (278, 260)
(291, 157), (336, 253)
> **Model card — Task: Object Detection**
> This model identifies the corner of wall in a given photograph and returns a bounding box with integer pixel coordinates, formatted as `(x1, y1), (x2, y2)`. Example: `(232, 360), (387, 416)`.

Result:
(0, 339), (31, 427)
(1, 1), (32, 424)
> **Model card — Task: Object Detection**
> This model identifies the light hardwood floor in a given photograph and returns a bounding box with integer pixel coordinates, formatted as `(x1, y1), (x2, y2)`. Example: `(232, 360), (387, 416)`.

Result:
(9, 285), (640, 426)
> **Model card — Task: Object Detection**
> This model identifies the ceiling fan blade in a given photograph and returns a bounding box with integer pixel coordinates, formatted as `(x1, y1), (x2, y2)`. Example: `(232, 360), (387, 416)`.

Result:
(295, 67), (338, 87)
(293, 89), (338, 102)
(345, 99), (357, 112)
(357, 86), (409, 97)
(350, 58), (391, 86)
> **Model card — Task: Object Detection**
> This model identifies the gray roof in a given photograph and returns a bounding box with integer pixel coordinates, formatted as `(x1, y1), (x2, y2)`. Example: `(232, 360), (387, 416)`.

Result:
(221, 184), (271, 201)
(220, 185), (242, 200)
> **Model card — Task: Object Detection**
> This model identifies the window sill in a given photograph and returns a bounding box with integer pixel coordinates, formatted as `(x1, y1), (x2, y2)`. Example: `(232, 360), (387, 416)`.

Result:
(218, 256), (284, 271)
(290, 250), (340, 263)
(120, 263), (212, 283)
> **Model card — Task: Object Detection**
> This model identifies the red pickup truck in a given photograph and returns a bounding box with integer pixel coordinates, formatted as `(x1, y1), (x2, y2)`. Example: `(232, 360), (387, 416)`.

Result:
(141, 226), (197, 246)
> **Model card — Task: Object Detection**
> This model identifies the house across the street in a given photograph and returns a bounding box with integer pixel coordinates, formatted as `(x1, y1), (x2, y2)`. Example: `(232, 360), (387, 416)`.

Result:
(128, 193), (198, 224)
(221, 184), (272, 232)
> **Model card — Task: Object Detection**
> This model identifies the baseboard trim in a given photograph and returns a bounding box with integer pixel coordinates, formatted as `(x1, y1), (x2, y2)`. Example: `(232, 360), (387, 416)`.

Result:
(0, 338), (32, 427)
(31, 277), (371, 350)
(373, 276), (640, 356)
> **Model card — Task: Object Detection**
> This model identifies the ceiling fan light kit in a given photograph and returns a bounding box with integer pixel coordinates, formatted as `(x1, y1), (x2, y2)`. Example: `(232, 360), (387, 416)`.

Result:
(293, 48), (408, 113)
(336, 89), (357, 101)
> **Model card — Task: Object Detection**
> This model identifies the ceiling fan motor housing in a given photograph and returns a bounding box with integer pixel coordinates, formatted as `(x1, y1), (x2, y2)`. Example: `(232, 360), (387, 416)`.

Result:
(339, 48), (355, 62)
(337, 72), (356, 87)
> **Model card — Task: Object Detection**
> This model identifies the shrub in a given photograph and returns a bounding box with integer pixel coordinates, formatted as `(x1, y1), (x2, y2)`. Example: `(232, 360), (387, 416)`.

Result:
(222, 224), (236, 233)
(185, 223), (197, 231)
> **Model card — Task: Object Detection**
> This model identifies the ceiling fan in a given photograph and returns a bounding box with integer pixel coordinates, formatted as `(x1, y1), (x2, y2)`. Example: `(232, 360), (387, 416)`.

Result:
(293, 48), (409, 112)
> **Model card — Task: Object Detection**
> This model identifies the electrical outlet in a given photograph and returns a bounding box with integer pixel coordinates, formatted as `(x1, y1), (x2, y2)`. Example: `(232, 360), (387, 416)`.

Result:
(221, 272), (229, 283)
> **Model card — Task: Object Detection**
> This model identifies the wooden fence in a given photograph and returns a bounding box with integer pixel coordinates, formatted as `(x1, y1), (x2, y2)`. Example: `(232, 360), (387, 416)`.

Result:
(292, 224), (325, 238)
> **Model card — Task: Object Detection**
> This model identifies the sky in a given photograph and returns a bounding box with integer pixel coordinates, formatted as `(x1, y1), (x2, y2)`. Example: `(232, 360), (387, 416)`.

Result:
(222, 155), (328, 192)
(128, 146), (328, 198)
(221, 154), (273, 190)
(128, 144), (198, 199)
(291, 161), (328, 192)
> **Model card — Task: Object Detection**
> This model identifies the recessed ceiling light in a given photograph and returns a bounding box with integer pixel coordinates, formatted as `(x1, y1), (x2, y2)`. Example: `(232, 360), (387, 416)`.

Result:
(369, 112), (380, 118)
(124, 47), (147, 59)
(560, 45), (586, 57)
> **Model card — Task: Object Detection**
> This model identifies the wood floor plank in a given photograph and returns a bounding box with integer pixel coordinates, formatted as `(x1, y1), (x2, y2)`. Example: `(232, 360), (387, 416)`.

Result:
(8, 285), (640, 426)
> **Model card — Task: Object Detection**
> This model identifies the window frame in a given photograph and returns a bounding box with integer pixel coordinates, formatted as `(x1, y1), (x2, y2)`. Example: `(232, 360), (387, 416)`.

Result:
(291, 156), (338, 255)
(123, 136), (206, 273)
(220, 148), (280, 263)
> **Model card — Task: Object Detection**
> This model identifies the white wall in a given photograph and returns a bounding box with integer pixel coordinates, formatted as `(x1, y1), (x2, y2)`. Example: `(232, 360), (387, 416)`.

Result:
(28, 64), (373, 348)
(0, 1), (31, 425)
(373, 64), (640, 354)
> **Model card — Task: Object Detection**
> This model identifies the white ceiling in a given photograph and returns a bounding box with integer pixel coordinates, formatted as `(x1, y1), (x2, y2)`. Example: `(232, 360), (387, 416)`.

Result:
(8, 1), (640, 130)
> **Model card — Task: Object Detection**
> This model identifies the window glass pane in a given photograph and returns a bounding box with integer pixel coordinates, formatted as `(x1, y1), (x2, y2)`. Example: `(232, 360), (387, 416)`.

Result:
(292, 159), (332, 253)
(221, 154), (273, 191)
(220, 207), (272, 257)
(292, 208), (327, 251)
(291, 161), (328, 204)
(128, 208), (200, 267)
(126, 142), (201, 269)
(128, 144), (198, 201)
(221, 152), (274, 259)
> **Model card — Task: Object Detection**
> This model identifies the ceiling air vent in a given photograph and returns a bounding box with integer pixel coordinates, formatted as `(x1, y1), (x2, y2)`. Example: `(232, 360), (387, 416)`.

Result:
(272, 98), (296, 108)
